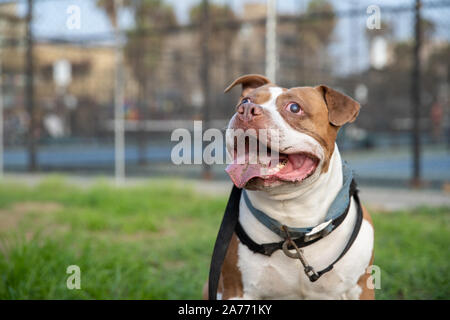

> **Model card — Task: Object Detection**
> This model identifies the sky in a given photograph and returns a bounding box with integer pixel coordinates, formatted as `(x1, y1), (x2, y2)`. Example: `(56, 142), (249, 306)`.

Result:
(8, 0), (417, 37)
(3, 0), (449, 75)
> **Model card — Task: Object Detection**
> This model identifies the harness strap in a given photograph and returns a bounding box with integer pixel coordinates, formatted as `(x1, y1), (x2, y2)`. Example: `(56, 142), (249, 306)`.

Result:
(235, 180), (363, 281)
(309, 190), (364, 281)
(235, 219), (322, 256)
(208, 186), (242, 300)
(236, 179), (358, 256)
(207, 180), (363, 299)
(242, 163), (355, 239)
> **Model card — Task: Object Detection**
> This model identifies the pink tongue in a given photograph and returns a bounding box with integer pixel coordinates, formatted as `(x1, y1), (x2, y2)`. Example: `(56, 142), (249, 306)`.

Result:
(226, 153), (317, 188)
(226, 162), (265, 188)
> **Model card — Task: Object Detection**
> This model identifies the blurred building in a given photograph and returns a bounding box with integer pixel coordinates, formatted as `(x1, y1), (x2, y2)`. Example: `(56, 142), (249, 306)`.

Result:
(0, 0), (448, 176)
(153, 2), (339, 121)
(0, 3), (140, 140)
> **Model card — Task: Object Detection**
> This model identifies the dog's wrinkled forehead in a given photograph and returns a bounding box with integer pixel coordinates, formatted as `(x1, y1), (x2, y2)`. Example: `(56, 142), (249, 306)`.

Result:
(256, 86), (284, 110)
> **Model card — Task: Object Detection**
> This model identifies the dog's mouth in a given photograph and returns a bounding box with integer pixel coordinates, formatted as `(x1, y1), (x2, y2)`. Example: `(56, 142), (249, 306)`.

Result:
(226, 137), (320, 188)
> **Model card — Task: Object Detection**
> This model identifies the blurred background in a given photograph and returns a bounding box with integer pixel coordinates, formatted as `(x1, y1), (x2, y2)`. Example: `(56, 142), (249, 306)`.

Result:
(0, 0), (448, 187)
(0, 0), (449, 300)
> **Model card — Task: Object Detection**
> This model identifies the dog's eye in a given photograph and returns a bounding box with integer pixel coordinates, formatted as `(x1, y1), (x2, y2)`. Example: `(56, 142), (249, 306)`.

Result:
(241, 97), (251, 104)
(286, 102), (302, 114)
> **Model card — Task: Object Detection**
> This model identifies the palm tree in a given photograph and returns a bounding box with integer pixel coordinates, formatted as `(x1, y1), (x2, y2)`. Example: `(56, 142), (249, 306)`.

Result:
(125, 0), (177, 165)
(96, 0), (131, 28)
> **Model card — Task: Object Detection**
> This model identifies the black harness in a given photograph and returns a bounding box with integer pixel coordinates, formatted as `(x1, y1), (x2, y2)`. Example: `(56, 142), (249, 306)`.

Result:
(208, 180), (363, 300)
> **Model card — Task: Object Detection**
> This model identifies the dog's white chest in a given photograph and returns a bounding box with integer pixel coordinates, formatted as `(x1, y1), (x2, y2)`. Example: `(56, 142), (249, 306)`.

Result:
(237, 248), (313, 299)
(235, 200), (374, 300)
(237, 244), (363, 299)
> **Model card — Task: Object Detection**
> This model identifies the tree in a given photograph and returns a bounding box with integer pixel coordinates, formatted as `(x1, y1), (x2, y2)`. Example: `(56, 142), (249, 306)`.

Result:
(125, 0), (177, 110)
(301, 0), (336, 51)
(288, 0), (337, 85)
(96, 0), (131, 28)
(96, 0), (177, 113)
(97, 0), (177, 165)
(390, 17), (436, 72)
(189, 3), (237, 72)
(189, 2), (237, 57)
(189, 3), (237, 116)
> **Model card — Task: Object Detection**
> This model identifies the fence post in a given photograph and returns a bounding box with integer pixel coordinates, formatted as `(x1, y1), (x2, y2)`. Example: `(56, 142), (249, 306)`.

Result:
(114, 0), (125, 185)
(265, 0), (277, 82)
(411, 0), (422, 186)
(0, 36), (3, 179)
(26, 0), (37, 172)
(201, 0), (211, 179)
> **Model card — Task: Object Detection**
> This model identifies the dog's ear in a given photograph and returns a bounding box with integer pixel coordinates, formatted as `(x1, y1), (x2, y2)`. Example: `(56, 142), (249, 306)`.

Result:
(224, 74), (271, 96)
(315, 85), (360, 127)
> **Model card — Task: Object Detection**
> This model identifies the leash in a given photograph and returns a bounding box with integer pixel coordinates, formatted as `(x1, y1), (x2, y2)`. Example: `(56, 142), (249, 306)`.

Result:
(208, 175), (363, 300)
(208, 185), (242, 301)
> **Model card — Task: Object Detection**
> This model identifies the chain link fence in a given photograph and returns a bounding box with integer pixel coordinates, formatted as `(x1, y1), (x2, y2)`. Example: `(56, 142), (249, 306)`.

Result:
(0, 0), (449, 186)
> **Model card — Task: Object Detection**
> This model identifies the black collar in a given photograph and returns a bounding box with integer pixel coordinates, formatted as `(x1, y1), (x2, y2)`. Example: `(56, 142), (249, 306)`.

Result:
(236, 179), (359, 256)
(241, 162), (356, 239)
(208, 180), (364, 300)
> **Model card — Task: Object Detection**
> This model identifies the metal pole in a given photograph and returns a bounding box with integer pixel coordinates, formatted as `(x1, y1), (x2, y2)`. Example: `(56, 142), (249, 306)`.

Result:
(201, 0), (211, 179)
(0, 39), (3, 179)
(114, 0), (125, 184)
(26, 0), (37, 171)
(265, 0), (277, 82)
(411, 0), (422, 186)
(350, 0), (358, 74)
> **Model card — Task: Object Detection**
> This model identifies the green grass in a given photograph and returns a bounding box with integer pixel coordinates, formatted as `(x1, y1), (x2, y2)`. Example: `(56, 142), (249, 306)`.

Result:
(0, 177), (448, 299)
(372, 206), (449, 299)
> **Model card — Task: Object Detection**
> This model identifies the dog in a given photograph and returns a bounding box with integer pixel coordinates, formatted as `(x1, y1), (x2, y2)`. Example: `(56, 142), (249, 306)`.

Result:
(204, 74), (374, 300)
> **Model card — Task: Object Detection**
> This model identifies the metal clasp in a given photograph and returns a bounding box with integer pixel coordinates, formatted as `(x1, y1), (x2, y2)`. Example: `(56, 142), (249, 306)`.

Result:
(281, 226), (320, 282)
(303, 220), (332, 242)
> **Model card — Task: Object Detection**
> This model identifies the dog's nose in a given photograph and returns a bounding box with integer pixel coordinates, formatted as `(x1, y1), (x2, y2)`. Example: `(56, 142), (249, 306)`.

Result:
(236, 103), (263, 123)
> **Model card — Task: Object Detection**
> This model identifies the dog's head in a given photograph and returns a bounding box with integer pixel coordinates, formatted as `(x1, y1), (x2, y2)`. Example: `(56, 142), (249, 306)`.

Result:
(225, 74), (360, 192)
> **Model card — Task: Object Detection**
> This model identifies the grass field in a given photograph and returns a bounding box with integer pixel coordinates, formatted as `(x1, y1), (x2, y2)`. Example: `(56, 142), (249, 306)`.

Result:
(0, 177), (449, 299)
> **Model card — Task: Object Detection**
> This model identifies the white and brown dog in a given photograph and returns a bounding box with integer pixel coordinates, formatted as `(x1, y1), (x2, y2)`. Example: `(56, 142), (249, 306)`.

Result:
(205, 74), (374, 300)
